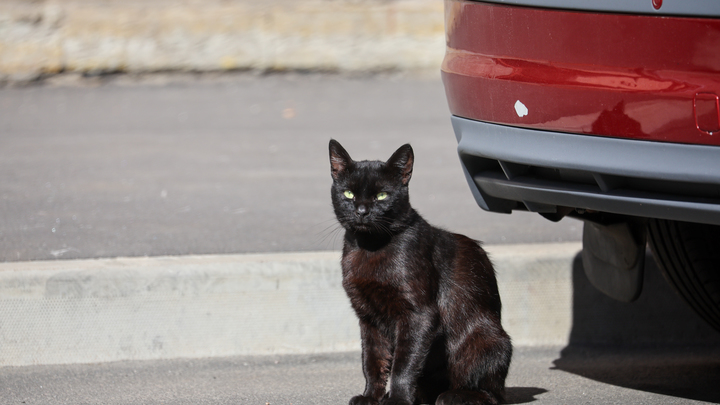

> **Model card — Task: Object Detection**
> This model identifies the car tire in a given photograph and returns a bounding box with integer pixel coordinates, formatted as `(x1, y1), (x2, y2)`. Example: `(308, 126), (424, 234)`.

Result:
(647, 218), (720, 332)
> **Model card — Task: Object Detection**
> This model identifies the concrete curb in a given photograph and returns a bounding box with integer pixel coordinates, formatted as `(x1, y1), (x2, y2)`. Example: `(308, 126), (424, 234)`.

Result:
(0, 243), (581, 367)
(0, 0), (445, 82)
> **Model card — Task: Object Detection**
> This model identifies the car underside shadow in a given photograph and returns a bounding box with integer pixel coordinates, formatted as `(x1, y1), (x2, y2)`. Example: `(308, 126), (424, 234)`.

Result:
(552, 252), (720, 402)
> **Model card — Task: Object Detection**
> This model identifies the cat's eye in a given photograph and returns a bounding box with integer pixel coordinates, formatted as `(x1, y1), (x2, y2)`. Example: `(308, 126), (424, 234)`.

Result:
(376, 192), (388, 201)
(343, 190), (354, 199)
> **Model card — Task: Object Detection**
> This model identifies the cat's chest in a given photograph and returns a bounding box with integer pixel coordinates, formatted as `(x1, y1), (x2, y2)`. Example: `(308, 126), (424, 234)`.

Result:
(341, 249), (413, 321)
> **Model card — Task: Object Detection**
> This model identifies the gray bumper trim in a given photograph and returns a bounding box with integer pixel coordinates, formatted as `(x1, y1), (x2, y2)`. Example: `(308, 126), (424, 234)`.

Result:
(452, 116), (720, 225)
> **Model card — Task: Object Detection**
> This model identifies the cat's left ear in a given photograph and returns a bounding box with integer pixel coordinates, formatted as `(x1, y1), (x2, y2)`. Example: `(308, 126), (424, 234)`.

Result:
(387, 144), (414, 185)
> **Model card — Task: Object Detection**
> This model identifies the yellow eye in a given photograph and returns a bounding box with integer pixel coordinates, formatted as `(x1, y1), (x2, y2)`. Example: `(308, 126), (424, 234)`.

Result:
(377, 192), (388, 201)
(343, 190), (354, 199)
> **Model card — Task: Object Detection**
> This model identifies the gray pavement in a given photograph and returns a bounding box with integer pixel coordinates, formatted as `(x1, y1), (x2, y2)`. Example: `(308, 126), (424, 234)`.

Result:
(2, 346), (719, 405)
(0, 73), (581, 262)
(2, 74), (719, 405)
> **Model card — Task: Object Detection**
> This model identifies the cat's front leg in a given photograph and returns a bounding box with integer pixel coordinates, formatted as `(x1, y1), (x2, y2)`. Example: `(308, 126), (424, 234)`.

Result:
(382, 310), (440, 405)
(349, 395), (382, 405)
(351, 320), (393, 405)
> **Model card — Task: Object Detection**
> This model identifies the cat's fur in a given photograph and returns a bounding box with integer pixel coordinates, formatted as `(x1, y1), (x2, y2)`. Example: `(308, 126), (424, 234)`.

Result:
(329, 140), (512, 405)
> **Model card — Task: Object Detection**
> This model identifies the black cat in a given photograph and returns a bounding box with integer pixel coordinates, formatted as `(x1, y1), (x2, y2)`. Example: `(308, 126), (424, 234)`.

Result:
(329, 139), (512, 405)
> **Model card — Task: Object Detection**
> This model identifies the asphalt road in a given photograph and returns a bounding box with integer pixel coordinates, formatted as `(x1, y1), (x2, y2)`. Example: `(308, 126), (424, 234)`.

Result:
(0, 73), (582, 262)
(2, 346), (719, 405)
(3, 74), (718, 405)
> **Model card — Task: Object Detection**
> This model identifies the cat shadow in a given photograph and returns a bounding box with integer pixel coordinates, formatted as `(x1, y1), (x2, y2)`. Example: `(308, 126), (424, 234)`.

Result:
(504, 387), (548, 404)
(552, 252), (720, 403)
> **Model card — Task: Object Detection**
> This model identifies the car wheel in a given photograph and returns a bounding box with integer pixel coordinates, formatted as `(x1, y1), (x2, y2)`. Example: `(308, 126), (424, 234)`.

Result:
(647, 218), (720, 332)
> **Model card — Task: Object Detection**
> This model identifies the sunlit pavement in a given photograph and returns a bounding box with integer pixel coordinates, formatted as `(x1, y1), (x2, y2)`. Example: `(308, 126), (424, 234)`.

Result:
(2, 346), (719, 405)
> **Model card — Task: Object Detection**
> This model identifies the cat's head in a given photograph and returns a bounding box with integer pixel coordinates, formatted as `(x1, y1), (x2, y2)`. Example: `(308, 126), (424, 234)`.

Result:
(329, 139), (414, 234)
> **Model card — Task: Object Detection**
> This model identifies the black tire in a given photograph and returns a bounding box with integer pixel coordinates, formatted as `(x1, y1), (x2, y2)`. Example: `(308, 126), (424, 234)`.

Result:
(647, 218), (720, 332)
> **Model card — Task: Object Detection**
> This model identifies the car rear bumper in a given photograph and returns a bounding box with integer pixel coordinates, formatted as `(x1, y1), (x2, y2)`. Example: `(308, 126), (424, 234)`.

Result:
(442, 0), (720, 146)
(452, 115), (720, 225)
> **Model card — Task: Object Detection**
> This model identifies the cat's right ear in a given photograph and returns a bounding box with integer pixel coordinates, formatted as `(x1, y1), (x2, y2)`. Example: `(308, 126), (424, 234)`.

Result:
(329, 139), (353, 180)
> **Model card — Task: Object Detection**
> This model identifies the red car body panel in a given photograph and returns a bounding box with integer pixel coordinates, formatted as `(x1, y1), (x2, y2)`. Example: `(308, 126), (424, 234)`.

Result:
(442, 0), (720, 145)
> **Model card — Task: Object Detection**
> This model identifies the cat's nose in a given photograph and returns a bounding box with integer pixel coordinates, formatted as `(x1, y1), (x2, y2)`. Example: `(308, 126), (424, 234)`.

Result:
(356, 205), (368, 217)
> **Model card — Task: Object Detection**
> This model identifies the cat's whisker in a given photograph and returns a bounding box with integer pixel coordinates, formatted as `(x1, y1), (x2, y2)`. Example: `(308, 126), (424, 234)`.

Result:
(370, 217), (396, 237)
(308, 216), (341, 232)
(314, 222), (345, 249)
(315, 221), (341, 236)
(371, 221), (394, 237)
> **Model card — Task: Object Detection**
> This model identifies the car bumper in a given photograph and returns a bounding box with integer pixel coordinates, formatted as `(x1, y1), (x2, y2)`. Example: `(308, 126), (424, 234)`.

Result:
(442, 0), (720, 146)
(452, 115), (720, 225)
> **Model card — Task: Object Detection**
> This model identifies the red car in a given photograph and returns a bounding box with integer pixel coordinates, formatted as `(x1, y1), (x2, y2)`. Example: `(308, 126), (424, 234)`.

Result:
(442, 0), (720, 330)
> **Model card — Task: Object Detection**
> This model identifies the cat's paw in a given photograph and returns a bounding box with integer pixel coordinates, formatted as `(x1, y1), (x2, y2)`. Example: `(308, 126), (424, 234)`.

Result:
(379, 398), (412, 405)
(349, 395), (379, 405)
(436, 390), (498, 405)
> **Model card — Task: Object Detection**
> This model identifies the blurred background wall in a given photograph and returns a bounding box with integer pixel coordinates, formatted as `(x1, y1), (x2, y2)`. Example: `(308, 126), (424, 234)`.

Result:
(0, 0), (445, 83)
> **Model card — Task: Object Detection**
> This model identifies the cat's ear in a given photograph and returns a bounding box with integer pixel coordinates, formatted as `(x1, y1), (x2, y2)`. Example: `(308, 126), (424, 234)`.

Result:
(387, 144), (414, 185)
(329, 139), (353, 180)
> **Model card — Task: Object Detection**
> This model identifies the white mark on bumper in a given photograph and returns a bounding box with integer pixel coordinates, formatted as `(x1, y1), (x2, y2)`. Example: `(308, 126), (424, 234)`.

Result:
(514, 100), (528, 117)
